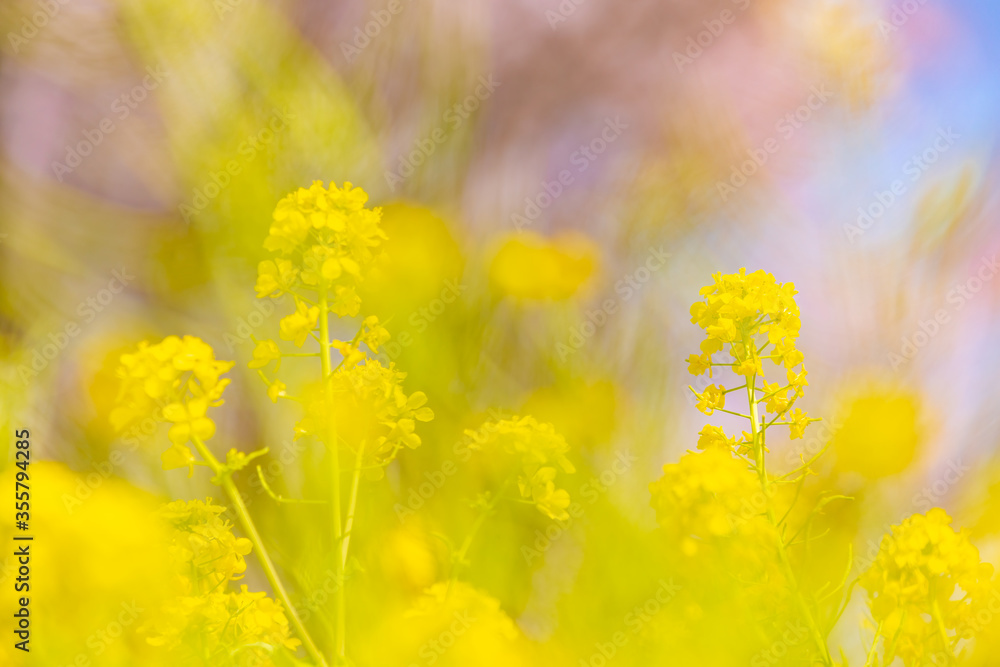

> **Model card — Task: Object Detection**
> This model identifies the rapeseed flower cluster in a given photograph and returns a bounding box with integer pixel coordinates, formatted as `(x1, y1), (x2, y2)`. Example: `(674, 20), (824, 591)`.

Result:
(93, 178), (1000, 667)
(110, 335), (233, 475)
(861, 509), (994, 665)
(296, 359), (434, 477)
(464, 415), (576, 520)
(649, 448), (774, 558)
(143, 500), (299, 665)
(258, 180), (386, 321)
(653, 269), (838, 665)
(687, 268), (816, 445)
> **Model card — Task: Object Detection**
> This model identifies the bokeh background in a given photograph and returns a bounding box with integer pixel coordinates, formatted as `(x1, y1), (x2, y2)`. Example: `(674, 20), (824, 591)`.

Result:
(1, 0), (999, 664)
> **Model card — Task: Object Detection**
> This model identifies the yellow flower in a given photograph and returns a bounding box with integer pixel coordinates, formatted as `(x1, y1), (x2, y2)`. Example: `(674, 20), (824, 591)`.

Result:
(786, 366), (808, 390)
(331, 340), (366, 368)
(689, 269), (805, 387)
(696, 424), (738, 451)
(248, 339), (281, 369)
(861, 509), (994, 665)
(694, 384), (726, 415)
(157, 499), (253, 594)
(687, 353), (712, 377)
(649, 449), (776, 559)
(832, 385), (923, 478)
(332, 284), (361, 317)
(260, 181), (387, 343)
(267, 379), (286, 403)
(111, 336), (232, 472)
(254, 258), (298, 298)
(786, 408), (814, 440)
(279, 299), (319, 347)
(359, 315), (391, 352)
(360, 582), (530, 666)
(734, 353), (764, 378)
(162, 442), (197, 476)
(0, 462), (175, 666)
(524, 466), (572, 521)
(775, 338), (804, 369)
(762, 381), (790, 414)
(163, 397), (216, 445)
(297, 358), (434, 475)
(465, 416), (575, 520)
(265, 181), (386, 268)
(488, 232), (598, 300)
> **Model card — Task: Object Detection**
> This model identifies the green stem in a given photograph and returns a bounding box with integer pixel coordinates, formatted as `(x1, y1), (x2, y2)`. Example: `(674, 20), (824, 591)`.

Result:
(449, 481), (510, 589)
(932, 598), (954, 663)
(743, 333), (832, 667)
(341, 442), (366, 569)
(864, 621), (882, 667)
(319, 286), (347, 665)
(190, 436), (328, 667)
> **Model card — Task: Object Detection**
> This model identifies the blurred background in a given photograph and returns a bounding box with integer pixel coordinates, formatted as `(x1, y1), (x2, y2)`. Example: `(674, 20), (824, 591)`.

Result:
(1, 0), (999, 664)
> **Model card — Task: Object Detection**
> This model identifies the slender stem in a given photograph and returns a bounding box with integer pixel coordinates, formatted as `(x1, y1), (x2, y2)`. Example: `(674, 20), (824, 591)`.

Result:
(863, 621), (882, 667)
(189, 436), (329, 667)
(319, 286), (347, 665)
(450, 481), (511, 588)
(341, 442), (366, 568)
(712, 407), (753, 419)
(932, 598), (954, 663)
(256, 465), (328, 505)
(743, 332), (833, 667)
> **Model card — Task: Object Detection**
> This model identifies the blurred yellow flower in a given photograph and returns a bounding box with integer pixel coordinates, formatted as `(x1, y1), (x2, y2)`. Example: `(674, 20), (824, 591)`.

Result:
(361, 203), (465, 315)
(297, 357), (434, 475)
(111, 336), (233, 473)
(0, 462), (174, 666)
(248, 339), (282, 369)
(279, 299), (320, 347)
(465, 415), (575, 520)
(361, 581), (532, 666)
(489, 232), (598, 301)
(142, 499), (300, 665)
(832, 385), (923, 478)
(861, 509), (994, 665)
